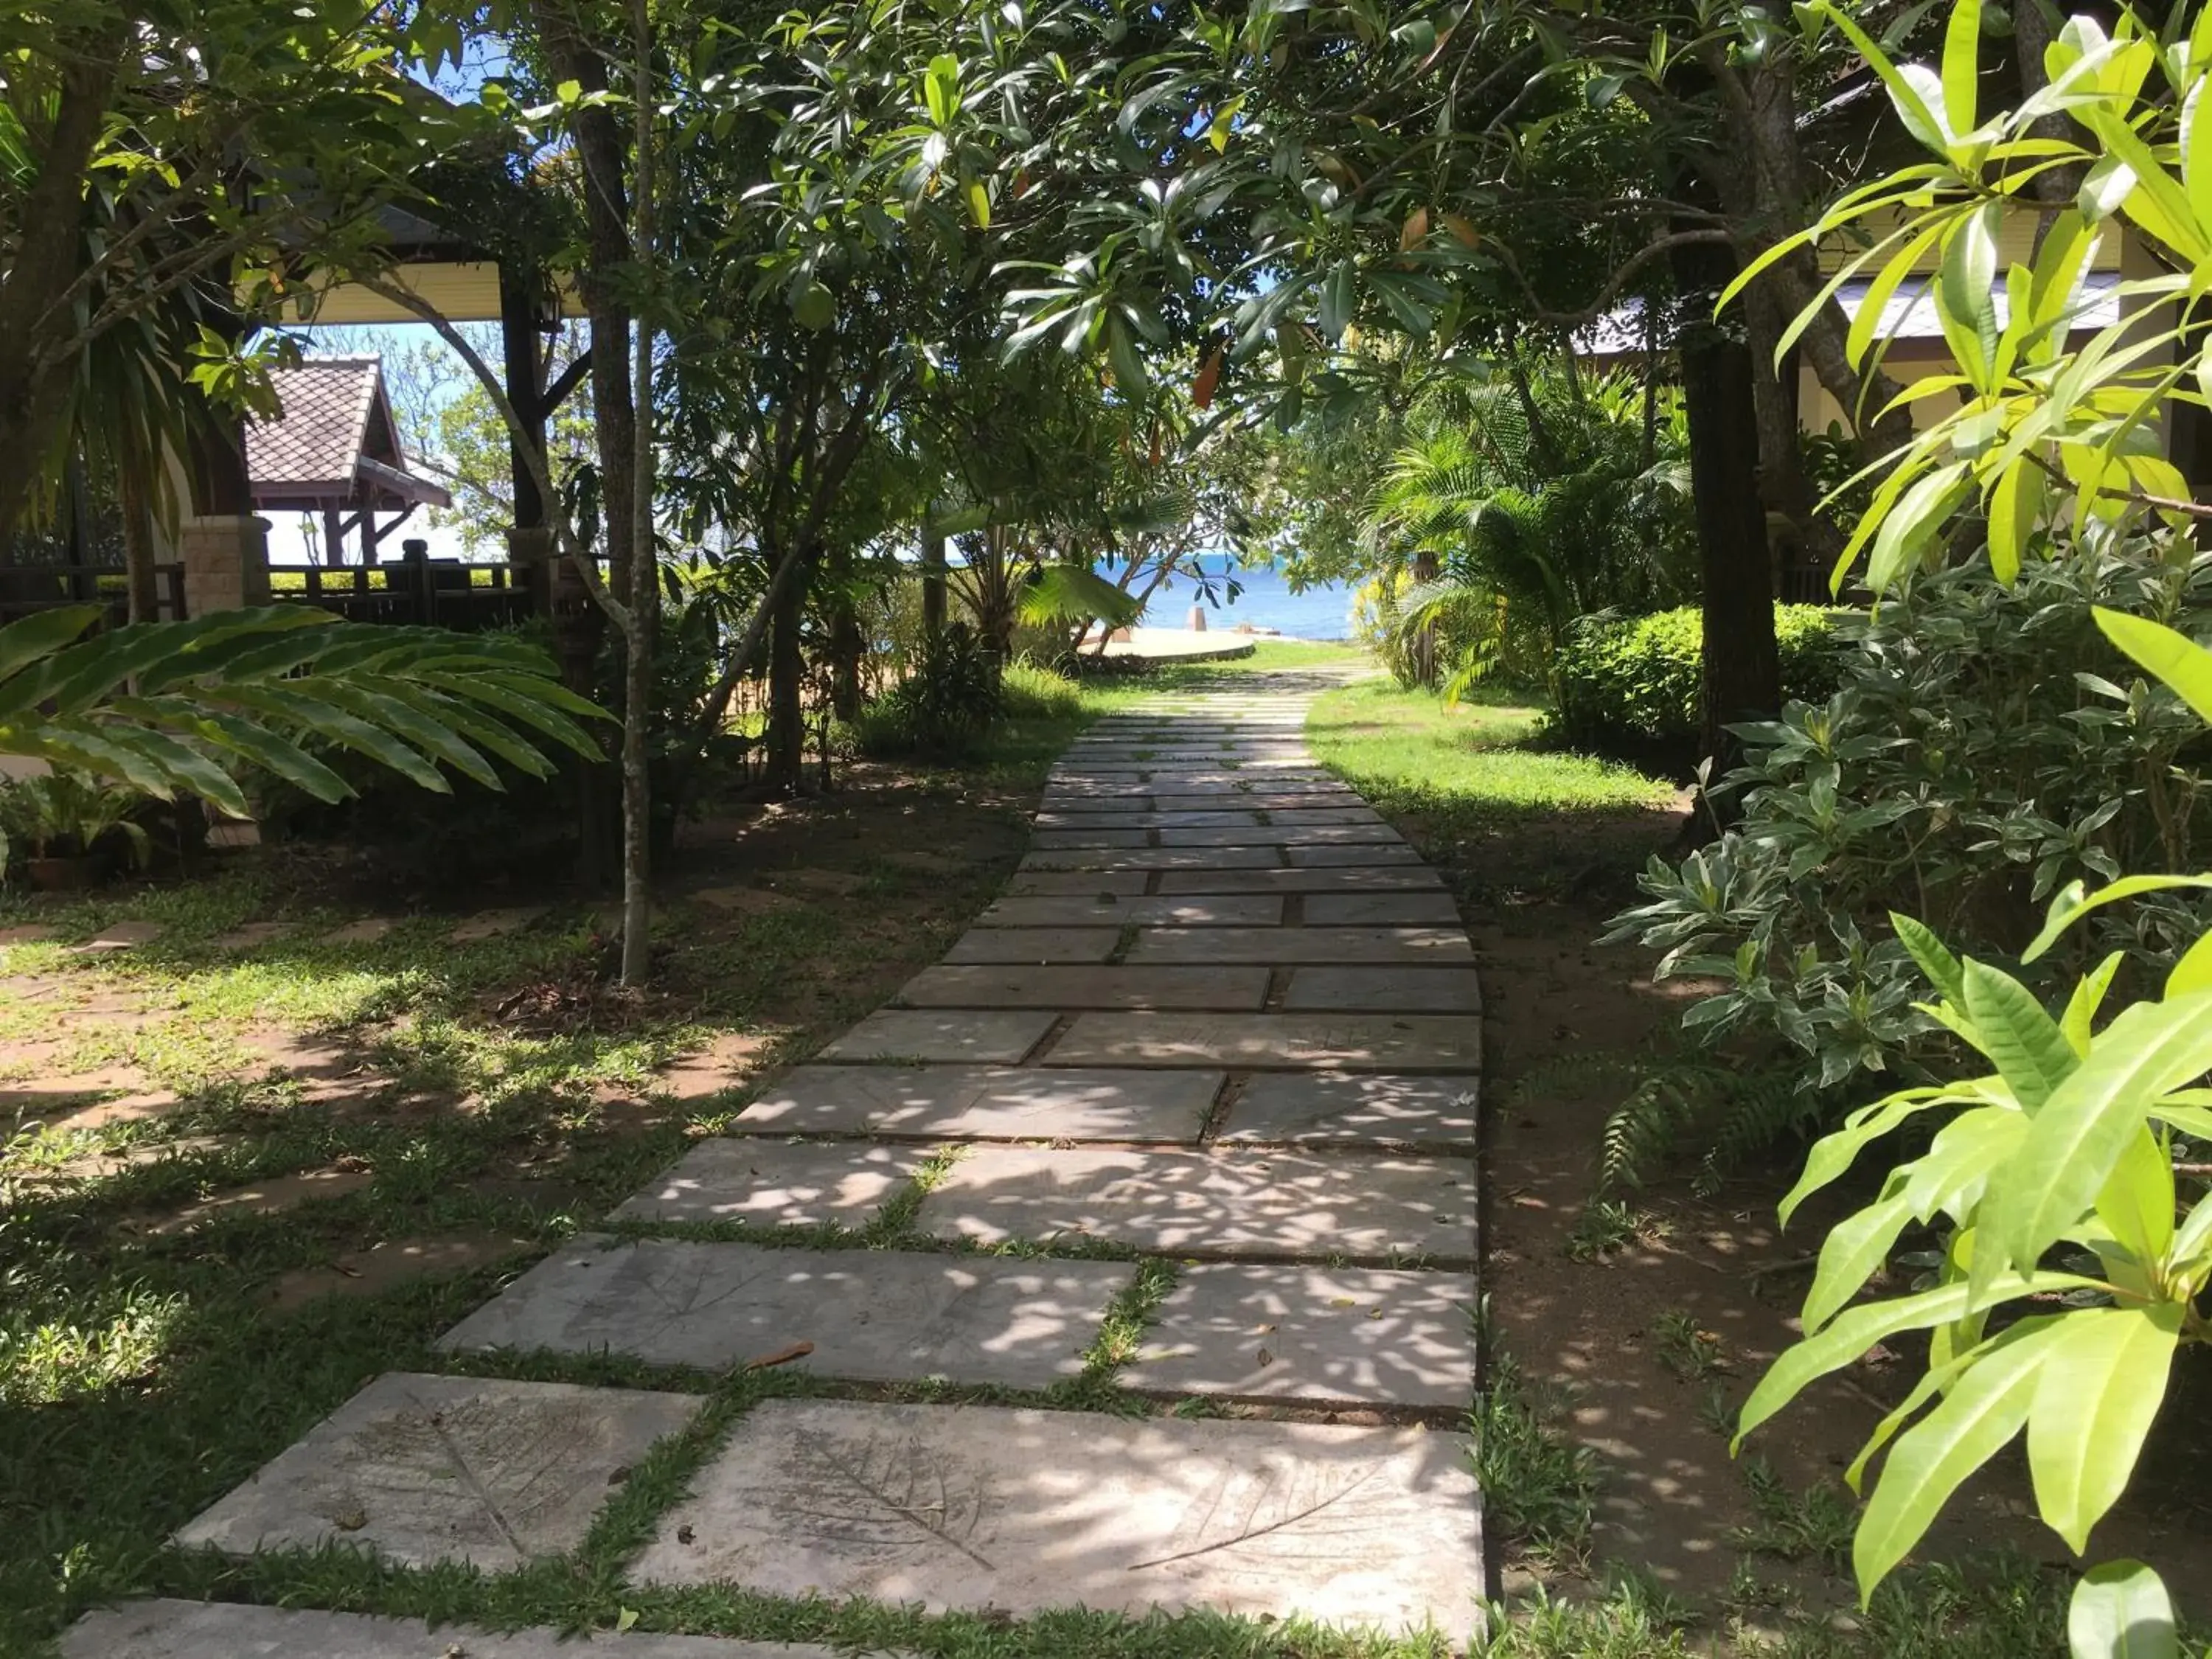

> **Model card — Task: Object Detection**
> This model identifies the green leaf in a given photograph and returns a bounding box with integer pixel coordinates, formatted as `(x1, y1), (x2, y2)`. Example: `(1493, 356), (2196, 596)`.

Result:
(2069, 1561), (2179, 1659)
(1736, 1277), (2080, 1450)
(1961, 959), (2077, 1113)
(1778, 1088), (1960, 1227)
(1318, 262), (1357, 342)
(0, 606), (98, 695)
(1854, 1318), (2059, 1597)
(2166, 929), (2212, 998)
(2096, 608), (2212, 723)
(2024, 875), (2212, 961)
(1941, 0), (1983, 142)
(1891, 912), (1967, 1004)
(2062, 953), (2126, 1055)
(1803, 1181), (1917, 1333)
(965, 178), (991, 228)
(2029, 1307), (2184, 1555)
(2093, 1125), (2175, 1267)
(1989, 991), (2212, 1279)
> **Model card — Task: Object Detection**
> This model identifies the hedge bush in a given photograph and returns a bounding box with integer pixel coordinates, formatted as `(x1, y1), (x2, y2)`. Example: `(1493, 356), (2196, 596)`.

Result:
(1549, 605), (1849, 755)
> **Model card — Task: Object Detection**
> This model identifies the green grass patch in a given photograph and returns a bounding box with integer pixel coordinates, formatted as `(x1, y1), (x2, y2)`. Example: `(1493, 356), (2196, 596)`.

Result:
(1307, 679), (1675, 818)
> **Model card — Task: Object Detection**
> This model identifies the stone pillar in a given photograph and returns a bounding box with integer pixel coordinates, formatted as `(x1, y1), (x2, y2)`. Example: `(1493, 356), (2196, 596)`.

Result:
(178, 514), (271, 617)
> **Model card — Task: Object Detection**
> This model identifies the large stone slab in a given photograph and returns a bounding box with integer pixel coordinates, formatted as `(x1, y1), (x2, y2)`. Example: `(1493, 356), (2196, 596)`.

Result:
(982, 894), (1283, 928)
(1020, 847), (1284, 873)
(440, 1238), (1127, 1387)
(1153, 793), (1357, 813)
(944, 928), (1120, 964)
(1155, 825), (1402, 849)
(1284, 967), (1485, 1014)
(1286, 844), (1425, 868)
(1045, 1013), (1483, 1073)
(630, 1399), (1481, 1635)
(1305, 891), (1464, 925)
(916, 1147), (1477, 1259)
(900, 964), (1270, 1012)
(609, 1139), (921, 1228)
(1002, 870), (1150, 896)
(175, 1373), (700, 1569)
(59, 1601), (855, 1659)
(1127, 1265), (1475, 1407)
(1032, 828), (1152, 849)
(1128, 926), (1472, 965)
(736, 1064), (1220, 1143)
(1154, 866), (1442, 894)
(1037, 810), (1265, 829)
(817, 1010), (1054, 1065)
(1220, 1074), (1478, 1149)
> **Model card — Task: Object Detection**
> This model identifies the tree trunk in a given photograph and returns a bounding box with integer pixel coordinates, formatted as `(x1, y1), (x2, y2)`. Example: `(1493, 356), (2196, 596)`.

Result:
(830, 589), (863, 722)
(0, 35), (125, 545)
(1408, 548), (1439, 686)
(118, 461), (159, 622)
(1674, 240), (1780, 787)
(921, 528), (947, 639)
(765, 538), (810, 793)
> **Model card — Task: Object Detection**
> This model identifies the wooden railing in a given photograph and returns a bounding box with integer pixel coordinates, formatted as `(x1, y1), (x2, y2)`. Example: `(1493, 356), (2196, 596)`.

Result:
(0, 563), (187, 628)
(268, 560), (534, 632)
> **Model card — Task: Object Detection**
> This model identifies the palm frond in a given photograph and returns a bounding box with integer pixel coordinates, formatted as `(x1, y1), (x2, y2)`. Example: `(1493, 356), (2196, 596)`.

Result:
(0, 608), (610, 818)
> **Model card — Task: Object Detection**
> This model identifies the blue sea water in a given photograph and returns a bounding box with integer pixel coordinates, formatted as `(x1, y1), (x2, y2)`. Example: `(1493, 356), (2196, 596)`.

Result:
(1116, 552), (1355, 641)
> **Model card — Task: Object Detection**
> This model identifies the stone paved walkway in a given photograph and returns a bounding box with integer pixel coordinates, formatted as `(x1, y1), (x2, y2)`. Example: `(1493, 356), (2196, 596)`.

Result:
(72, 684), (1484, 1657)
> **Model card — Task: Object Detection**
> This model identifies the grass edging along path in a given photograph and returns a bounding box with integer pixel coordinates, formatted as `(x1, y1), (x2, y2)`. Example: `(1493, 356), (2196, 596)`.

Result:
(1296, 674), (2182, 1659)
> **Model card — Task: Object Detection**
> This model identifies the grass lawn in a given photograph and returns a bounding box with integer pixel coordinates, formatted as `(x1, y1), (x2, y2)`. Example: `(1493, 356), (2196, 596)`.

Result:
(1305, 677), (1681, 903)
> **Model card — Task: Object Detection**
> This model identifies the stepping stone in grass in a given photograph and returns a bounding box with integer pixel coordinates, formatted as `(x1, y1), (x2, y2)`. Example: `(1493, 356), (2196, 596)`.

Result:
(450, 905), (546, 942)
(60, 1599), (858, 1658)
(1304, 891), (1464, 926)
(734, 1064), (1220, 1144)
(211, 921), (289, 951)
(897, 964), (1270, 1012)
(817, 1009), (1054, 1065)
(1125, 926), (1472, 966)
(982, 894), (1284, 928)
(629, 1398), (1481, 1638)
(174, 1372), (702, 1569)
(439, 1237), (1130, 1388)
(1044, 1012), (1484, 1073)
(942, 928), (1121, 965)
(611, 1138), (923, 1228)
(76, 920), (161, 952)
(1218, 1073), (1478, 1150)
(324, 917), (399, 944)
(1282, 967), (1485, 1014)
(1125, 1263), (1476, 1407)
(914, 1146), (1477, 1260)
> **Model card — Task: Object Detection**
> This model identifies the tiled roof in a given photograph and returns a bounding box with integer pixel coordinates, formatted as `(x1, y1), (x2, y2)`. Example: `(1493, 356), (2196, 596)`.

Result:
(244, 358), (383, 490)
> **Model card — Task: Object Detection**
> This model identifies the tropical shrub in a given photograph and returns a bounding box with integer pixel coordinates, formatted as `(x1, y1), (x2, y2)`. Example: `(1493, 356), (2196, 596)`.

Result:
(857, 621), (1004, 756)
(1551, 604), (1848, 759)
(1364, 363), (1698, 698)
(1706, 0), (2212, 1645)
(1606, 546), (2211, 1091)
(0, 771), (150, 877)
(1740, 610), (2212, 1650)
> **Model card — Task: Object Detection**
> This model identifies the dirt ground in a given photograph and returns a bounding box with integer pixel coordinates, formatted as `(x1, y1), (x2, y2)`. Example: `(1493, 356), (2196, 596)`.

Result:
(1455, 801), (2212, 1626)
